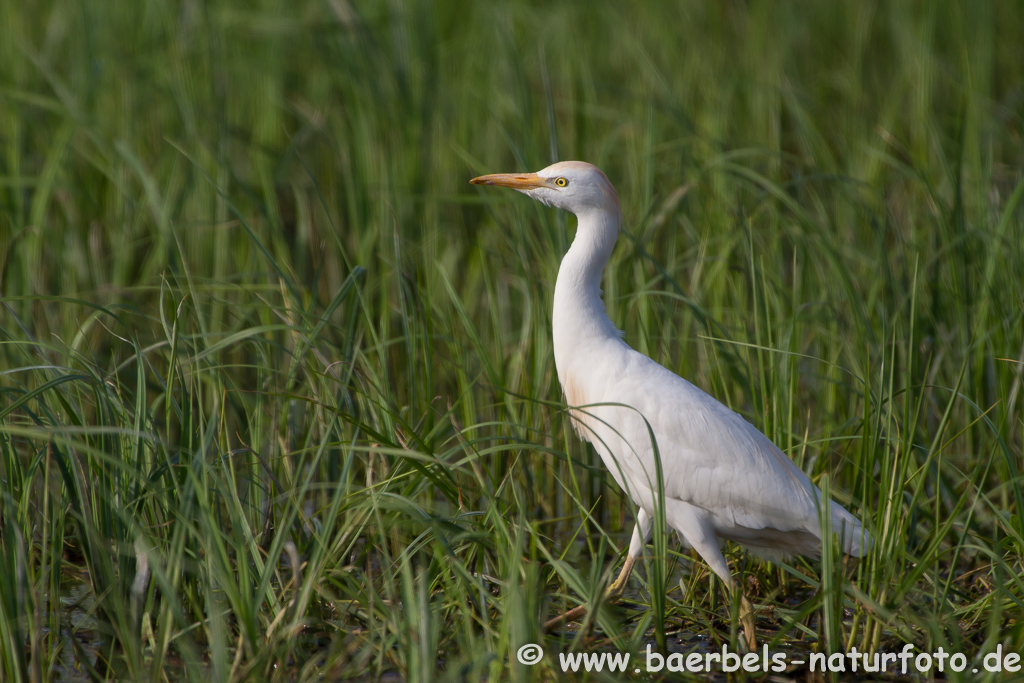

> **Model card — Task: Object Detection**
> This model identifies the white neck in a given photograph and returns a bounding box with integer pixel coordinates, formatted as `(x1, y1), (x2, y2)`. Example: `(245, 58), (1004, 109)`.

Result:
(552, 208), (623, 383)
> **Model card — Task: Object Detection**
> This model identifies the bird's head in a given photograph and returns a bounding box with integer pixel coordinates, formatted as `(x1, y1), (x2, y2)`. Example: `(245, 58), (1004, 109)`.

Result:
(471, 161), (621, 224)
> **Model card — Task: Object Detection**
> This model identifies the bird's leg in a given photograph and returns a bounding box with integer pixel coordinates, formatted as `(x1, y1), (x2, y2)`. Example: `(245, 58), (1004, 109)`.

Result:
(604, 554), (637, 600)
(673, 509), (758, 651)
(740, 596), (756, 652)
(543, 511), (651, 631)
(730, 584), (757, 653)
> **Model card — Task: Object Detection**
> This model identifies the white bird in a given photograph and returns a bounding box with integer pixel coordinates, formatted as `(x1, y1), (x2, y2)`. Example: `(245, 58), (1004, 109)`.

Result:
(471, 161), (870, 644)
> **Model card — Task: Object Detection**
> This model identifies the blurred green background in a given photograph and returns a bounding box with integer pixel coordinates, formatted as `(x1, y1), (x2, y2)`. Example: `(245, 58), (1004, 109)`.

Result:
(1, 1), (1022, 680)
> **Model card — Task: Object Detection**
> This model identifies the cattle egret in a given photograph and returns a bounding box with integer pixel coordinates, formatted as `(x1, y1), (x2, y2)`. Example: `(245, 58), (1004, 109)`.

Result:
(470, 161), (870, 645)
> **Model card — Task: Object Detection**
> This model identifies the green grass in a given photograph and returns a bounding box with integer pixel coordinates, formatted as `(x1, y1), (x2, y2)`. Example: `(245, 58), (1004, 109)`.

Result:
(2, 0), (1023, 680)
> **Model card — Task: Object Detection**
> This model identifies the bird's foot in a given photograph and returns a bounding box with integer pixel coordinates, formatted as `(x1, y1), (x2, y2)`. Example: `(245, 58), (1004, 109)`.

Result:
(543, 556), (637, 632)
(543, 604), (587, 631)
(604, 569), (630, 602)
(541, 584), (620, 631)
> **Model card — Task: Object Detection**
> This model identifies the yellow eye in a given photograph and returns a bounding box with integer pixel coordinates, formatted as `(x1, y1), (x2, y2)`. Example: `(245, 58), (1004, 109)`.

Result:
(554, 177), (568, 187)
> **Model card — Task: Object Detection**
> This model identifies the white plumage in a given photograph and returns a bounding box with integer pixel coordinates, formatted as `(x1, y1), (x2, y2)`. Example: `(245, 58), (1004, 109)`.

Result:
(471, 161), (869, 640)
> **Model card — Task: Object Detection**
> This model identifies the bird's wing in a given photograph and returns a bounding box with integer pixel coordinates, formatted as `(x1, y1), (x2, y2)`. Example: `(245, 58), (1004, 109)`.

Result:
(581, 349), (860, 550)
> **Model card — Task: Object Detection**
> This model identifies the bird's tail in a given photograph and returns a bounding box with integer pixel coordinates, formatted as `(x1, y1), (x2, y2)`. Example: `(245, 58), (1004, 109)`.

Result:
(829, 500), (871, 557)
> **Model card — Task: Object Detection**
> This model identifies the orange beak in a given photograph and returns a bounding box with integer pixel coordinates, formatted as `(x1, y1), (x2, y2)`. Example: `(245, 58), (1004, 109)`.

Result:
(470, 172), (550, 190)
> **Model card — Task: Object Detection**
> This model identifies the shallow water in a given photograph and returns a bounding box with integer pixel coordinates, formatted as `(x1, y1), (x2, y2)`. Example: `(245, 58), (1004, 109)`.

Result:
(53, 582), (97, 682)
